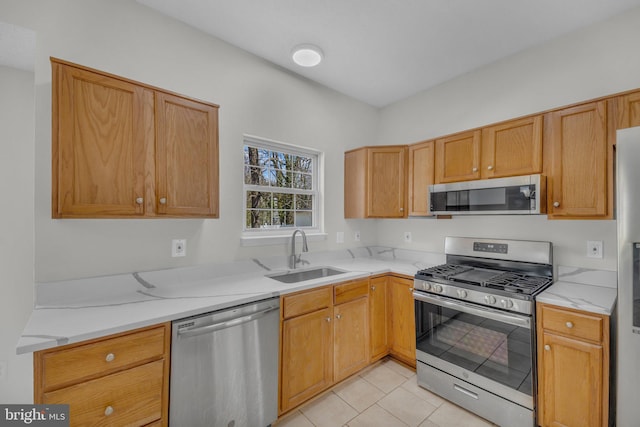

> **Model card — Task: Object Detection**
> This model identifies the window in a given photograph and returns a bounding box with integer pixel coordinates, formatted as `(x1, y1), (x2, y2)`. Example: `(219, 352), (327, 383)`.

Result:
(243, 136), (322, 236)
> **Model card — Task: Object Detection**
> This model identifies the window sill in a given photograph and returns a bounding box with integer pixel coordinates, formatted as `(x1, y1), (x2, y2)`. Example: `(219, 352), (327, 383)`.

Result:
(240, 232), (328, 247)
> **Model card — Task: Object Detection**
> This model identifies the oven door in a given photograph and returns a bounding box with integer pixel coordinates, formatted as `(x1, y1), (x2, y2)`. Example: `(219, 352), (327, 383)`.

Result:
(414, 291), (534, 410)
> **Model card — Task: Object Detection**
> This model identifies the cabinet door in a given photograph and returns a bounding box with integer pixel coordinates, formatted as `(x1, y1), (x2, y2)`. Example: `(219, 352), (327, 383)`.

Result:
(546, 101), (610, 218)
(612, 90), (640, 129)
(481, 115), (543, 179)
(344, 148), (367, 218)
(367, 146), (407, 217)
(538, 332), (603, 427)
(388, 277), (416, 367)
(435, 130), (481, 183)
(53, 62), (154, 217)
(334, 297), (370, 382)
(280, 307), (333, 413)
(155, 92), (219, 217)
(369, 277), (389, 362)
(408, 141), (435, 216)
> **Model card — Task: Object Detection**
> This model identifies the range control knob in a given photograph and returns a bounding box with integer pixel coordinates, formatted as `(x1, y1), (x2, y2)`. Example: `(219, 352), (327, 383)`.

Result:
(433, 284), (444, 293)
(500, 299), (514, 309)
(457, 290), (468, 299)
(422, 282), (431, 291)
(484, 295), (497, 305)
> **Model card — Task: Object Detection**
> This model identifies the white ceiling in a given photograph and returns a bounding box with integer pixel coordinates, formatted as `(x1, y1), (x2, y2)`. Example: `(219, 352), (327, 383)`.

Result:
(2, 3), (640, 104)
(137, 0), (640, 107)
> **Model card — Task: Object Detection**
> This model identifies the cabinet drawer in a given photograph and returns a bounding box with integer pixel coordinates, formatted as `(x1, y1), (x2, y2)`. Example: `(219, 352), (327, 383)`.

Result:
(334, 279), (369, 305)
(541, 305), (603, 342)
(43, 359), (164, 427)
(41, 326), (167, 390)
(283, 287), (333, 319)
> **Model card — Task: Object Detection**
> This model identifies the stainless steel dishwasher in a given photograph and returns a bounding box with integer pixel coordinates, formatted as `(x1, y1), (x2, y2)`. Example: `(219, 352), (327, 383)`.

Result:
(170, 297), (280, 427)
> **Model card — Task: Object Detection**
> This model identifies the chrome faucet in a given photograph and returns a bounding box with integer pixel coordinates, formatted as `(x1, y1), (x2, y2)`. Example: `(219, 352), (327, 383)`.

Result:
(289, 229), (309, 269)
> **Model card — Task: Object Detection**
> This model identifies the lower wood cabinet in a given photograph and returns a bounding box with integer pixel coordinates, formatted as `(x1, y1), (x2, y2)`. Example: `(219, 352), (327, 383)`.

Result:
(279, 280), (372, 414)
(388, 275), (416, 367)
(536, 303), (610, 427)
(34, 323), (171, 427)
(369, 276), (389, 361)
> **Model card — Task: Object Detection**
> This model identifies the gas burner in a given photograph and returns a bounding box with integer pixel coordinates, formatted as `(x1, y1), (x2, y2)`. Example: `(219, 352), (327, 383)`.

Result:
(418, 264), (473, 279)
(483, 272), (553, 294)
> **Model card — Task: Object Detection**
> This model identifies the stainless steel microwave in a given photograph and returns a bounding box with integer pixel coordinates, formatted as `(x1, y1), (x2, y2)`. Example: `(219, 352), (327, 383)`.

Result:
(429, 174), (545, 215)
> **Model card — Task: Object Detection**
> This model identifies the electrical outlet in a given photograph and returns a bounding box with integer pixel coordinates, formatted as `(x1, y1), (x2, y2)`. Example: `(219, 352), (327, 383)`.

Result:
(0, 361), (7, 382)
(587, 240), (603, 259)
(336, 231), (344, 243)
(404, 231), (412, 243)
(172, 239), (187, 257)
(354, 231), (361, 242)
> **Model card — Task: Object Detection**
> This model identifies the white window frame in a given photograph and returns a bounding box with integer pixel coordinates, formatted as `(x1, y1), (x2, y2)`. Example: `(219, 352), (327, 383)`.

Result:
(241, 134), (325, 246)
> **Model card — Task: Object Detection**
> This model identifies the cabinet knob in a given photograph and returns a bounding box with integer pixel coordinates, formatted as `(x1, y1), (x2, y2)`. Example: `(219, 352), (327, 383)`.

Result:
(371, 286), (376, 291)
(105, 353), (115, 363)
(409, 287), (414, 292)
(487, 165), (493, 171)
(135, 197), (144, 205)
(325, 317), (331, 322)
(544, 344), (551, 351)
(472, 167), (478, 172)
(400, 208), (404, 212)
(159, 197), (167, 205)
(104, 406), (114, 416)
(553, 202), (560, 208)
(336, 314), (342, 319)
(565, 321), (574, 329)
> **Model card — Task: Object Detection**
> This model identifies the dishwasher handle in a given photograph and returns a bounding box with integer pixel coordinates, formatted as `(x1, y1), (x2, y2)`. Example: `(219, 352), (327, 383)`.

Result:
(176, 304), (279, 339)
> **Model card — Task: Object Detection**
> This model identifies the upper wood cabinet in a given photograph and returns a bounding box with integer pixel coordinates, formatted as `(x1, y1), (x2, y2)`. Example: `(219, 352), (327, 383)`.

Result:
(612, 90), (640, 129)
(481, 115), (543, 179)
(434, 116), (543, 184)
(408, 140), (435, 216)
(51, 58), (219, 218)
(155, 92), (219, 216)
(435, 130), (481, 183)
(544, 101), (612, 219)
(344, 145), (408, 218)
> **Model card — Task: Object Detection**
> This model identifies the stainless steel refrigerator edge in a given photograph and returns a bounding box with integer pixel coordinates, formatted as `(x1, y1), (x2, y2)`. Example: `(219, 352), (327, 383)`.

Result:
(616, 126), (640, 426)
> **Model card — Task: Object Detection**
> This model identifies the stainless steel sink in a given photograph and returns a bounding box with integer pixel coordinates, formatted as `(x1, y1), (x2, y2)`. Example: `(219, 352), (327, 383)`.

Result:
(266, 266), (347, 283)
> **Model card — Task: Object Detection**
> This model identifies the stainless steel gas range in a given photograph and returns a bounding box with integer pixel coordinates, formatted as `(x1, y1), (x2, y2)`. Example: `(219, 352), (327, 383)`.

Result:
(413, 237), (553, 427)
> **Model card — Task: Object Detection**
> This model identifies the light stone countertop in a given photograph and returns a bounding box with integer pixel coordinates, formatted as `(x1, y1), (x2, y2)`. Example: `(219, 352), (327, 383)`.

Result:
(536, 266), (617, 315)
(17, 247), (444, 355)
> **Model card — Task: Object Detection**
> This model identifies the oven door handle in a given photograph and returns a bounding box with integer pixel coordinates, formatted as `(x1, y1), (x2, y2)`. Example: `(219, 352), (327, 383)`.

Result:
(413, 292), (531, 329)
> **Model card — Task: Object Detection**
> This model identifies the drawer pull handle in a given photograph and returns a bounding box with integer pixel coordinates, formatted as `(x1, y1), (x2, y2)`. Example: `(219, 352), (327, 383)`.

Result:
(104, 406), (114, 416)
(565, 321), (574, 329)
(105, 353), (115, 362)
(135, 197), (143, 205)
(544, 344), (551, 351)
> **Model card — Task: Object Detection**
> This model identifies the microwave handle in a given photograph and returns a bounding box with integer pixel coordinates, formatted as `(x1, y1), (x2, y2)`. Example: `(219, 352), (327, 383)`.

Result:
(413, 292), (531, 329)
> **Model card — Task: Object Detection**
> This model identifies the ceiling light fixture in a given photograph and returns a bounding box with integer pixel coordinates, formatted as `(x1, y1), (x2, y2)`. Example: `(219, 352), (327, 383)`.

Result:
(292, 44), (323, 67)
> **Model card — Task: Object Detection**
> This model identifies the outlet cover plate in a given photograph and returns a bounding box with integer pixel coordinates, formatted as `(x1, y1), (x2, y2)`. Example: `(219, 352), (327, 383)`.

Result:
(587, 240), (603, 259)
(172, 239), (186, 257)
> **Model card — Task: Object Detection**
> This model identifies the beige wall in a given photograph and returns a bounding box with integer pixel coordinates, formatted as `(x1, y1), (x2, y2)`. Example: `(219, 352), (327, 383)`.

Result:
(2, 0), (639, 404)
(0, 65), (35, 402)
(375, 6), (640, 271)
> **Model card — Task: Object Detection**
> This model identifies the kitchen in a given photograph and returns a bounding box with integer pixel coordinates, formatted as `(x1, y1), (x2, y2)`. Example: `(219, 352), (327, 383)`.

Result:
(0, 0), (639, 426)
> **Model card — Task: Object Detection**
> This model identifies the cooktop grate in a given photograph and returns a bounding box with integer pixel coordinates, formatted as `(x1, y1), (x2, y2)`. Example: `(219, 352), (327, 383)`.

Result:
(482, 272), (552, 294)
(418, 264), (473, 279)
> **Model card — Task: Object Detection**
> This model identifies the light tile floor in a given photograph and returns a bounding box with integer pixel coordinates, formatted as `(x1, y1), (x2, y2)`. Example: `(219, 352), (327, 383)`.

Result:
(274, 358), (496, 427)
